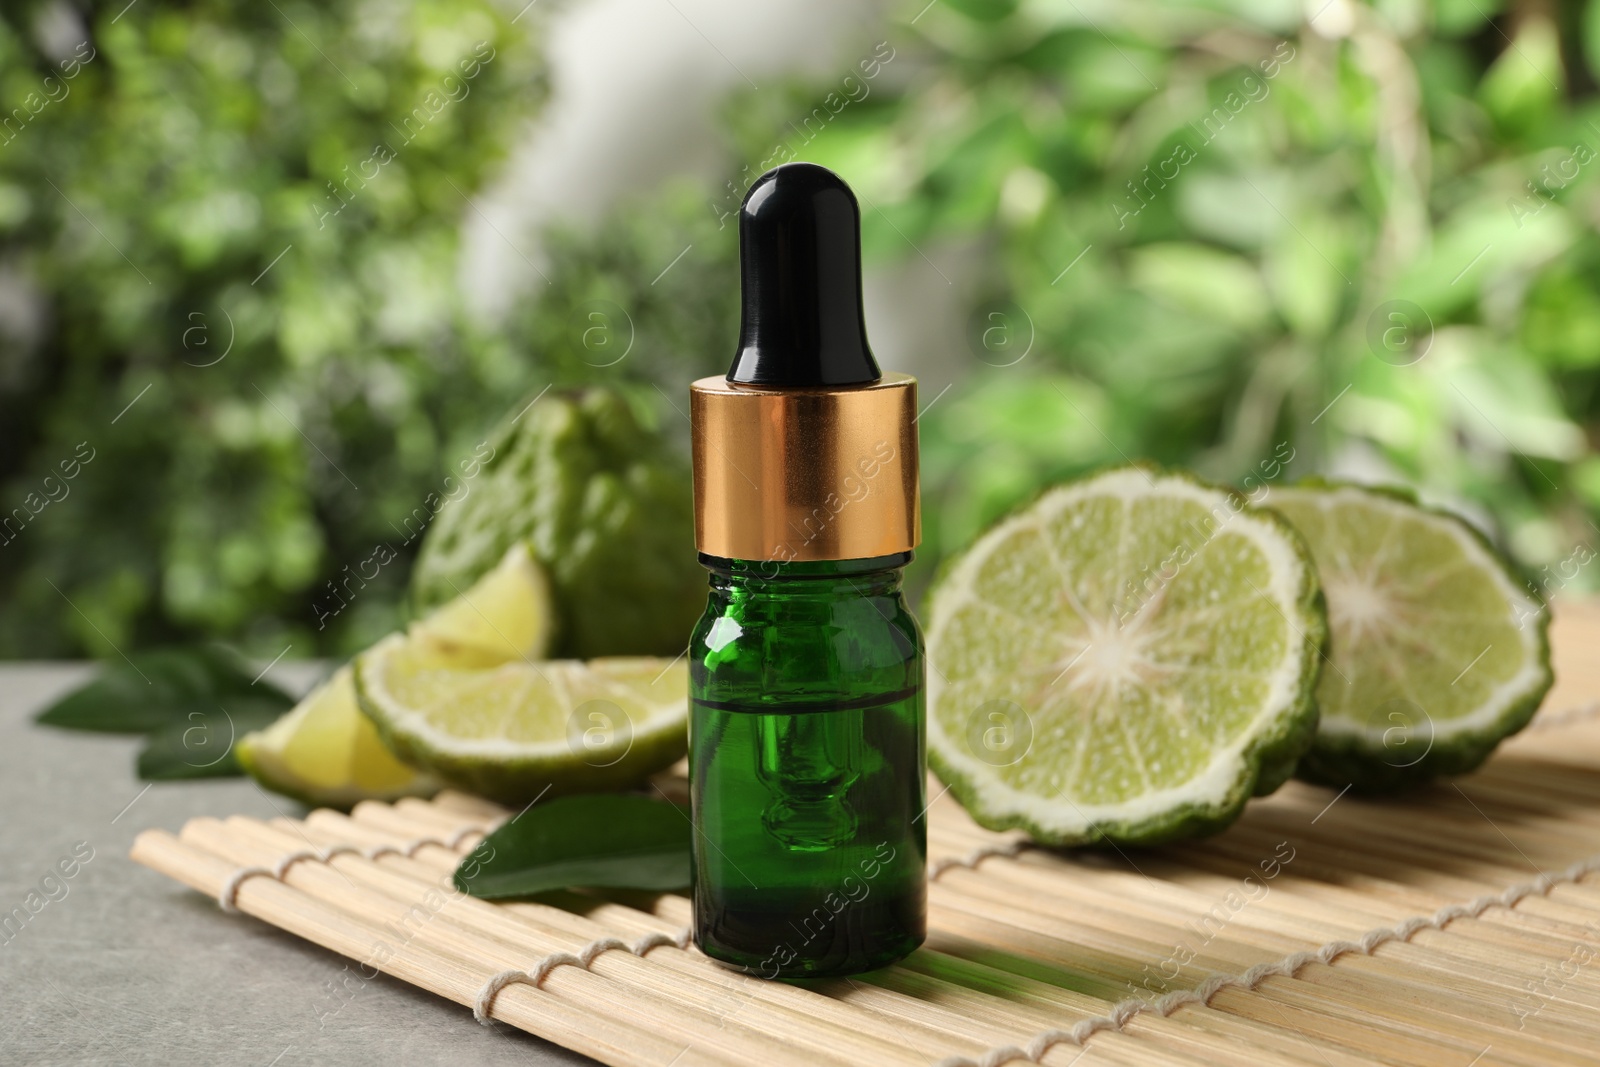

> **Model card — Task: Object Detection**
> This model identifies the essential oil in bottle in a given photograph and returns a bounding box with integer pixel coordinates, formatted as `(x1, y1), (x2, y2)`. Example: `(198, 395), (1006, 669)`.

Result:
(688, 162), (926, 979)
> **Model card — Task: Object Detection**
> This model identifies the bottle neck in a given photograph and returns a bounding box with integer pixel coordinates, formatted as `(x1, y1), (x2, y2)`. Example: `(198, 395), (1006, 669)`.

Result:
(700, 552), (910, 598)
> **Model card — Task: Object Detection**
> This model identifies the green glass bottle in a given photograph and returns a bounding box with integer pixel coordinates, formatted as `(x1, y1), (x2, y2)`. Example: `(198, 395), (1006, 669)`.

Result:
(689, 554), (925, 977)
(688, 162), (926, 978)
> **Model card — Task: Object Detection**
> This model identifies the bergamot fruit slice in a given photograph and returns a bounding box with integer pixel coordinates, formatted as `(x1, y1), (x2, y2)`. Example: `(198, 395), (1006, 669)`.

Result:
(1267, 483), (1551, 791)
(355, 640), (688, 804)
(410, 540), (553, 664)
(237, 666), (441, 809)
(926, 466), (1325, 846)
(239, 541), (552, 807)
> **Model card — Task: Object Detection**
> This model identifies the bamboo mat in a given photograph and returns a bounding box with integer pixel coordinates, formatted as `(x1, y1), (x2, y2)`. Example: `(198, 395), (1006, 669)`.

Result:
(132, 600), (1600, 1067)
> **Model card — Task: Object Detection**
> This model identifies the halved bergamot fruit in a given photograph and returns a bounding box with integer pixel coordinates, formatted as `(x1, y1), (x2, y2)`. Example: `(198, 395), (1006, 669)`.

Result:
(1266, 482), (1551, 792)
(926, 466), (1326, 846)
(356, 646), (686, 805)
(239, 541), (551, 807)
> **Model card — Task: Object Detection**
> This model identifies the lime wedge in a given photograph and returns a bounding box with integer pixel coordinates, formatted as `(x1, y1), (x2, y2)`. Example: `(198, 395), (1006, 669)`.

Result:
(926, 467), (1325, 846)
(236, 666), (440, 809)
(1267, 483), (1551, 791)
(355, 641), (688, 804)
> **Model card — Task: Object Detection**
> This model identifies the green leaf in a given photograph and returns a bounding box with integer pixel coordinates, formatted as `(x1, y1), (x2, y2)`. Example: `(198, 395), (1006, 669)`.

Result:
(36, 646), (294, 734)
(453, 794), (691, 899)
(136, 704), (287, 781)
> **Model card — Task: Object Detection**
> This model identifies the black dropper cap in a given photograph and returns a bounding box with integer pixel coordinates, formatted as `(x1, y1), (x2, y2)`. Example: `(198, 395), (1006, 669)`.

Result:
(727, 162), (881, 387)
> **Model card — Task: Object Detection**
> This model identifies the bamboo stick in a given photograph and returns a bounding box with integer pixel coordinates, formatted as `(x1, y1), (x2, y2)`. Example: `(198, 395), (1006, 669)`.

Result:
(426, 789), (510, 820)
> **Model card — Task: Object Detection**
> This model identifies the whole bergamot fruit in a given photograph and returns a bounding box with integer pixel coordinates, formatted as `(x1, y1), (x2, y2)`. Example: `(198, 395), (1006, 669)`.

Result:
(411, 388), (703, 658)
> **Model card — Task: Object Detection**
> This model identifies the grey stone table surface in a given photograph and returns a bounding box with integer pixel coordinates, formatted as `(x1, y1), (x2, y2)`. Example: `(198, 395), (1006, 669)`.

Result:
(0, 663), (595, 1067)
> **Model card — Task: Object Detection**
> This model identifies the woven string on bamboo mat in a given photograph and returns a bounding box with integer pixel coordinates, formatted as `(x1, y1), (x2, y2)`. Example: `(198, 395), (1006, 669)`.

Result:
(133, 601), (1600, 1067)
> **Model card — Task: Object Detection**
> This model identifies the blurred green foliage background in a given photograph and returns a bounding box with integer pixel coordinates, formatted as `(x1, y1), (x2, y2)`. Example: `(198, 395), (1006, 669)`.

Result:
(3, 0), (1598, 659)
